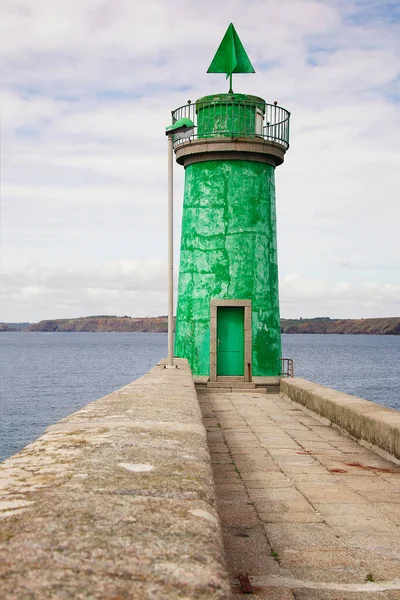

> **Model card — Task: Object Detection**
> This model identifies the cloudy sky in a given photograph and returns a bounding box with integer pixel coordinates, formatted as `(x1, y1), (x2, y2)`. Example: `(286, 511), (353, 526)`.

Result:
(0, 0), (399, 322)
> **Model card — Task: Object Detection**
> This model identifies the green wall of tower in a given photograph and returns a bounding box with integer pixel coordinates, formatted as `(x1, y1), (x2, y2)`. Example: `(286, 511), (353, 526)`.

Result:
(174, 159), (281, 376)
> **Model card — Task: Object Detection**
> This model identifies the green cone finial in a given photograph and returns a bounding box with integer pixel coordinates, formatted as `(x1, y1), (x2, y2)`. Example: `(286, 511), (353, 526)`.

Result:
(207, 23), (255, 93)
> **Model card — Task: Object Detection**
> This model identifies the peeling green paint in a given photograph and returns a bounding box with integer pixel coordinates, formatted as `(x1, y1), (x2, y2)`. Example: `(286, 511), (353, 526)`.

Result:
(175, 158), (281, 376)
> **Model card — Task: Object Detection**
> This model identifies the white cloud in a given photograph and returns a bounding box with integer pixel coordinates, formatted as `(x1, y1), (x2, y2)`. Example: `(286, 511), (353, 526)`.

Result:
(2, 263), (398, 322)
(1, 260), (169, 321)
(0, 0), (399, 321)
(280, 274), (400, 318)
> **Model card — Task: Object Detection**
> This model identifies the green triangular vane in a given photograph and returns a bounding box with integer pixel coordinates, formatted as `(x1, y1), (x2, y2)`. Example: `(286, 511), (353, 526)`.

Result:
(207, 23), (255, 83)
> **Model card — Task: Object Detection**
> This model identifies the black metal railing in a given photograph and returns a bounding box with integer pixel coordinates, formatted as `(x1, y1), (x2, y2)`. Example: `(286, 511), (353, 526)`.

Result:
(280, 358), (294, 378)
(171, 99), (290, 150)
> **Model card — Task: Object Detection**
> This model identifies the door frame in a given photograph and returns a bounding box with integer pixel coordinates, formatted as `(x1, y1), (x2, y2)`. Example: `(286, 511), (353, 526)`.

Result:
(210, 299), (252, 382)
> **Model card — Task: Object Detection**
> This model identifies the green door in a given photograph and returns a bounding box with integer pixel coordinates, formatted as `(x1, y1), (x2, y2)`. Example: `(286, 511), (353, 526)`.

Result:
(217, 307), (244, 376)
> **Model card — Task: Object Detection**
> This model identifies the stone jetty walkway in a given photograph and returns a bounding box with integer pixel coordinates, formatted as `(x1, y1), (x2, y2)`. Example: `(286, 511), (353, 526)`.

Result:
(199, 390), (400, 600)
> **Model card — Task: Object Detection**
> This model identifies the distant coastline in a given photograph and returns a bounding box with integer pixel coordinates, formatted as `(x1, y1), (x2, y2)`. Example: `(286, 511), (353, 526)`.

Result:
(1, 316), (399, 335)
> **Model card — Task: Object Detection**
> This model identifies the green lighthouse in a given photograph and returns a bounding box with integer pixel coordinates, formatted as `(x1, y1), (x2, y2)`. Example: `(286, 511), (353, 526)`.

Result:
(172, 24), (290, 381)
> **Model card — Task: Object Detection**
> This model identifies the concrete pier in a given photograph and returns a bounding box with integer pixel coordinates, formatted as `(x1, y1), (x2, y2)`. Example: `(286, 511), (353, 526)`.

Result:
(0, 360), (231, 599)
(1, 362), (400, 599)
(200, 388), (400, 599)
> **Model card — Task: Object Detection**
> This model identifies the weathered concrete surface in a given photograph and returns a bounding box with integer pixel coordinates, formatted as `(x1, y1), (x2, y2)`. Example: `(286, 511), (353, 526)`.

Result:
(281, 378), (400, 461)
(199, 389), (400, 599)
(0, 360), (231, 599)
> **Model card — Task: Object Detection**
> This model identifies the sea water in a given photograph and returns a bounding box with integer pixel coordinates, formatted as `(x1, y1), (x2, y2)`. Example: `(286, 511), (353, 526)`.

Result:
(0, 332), (399, 462)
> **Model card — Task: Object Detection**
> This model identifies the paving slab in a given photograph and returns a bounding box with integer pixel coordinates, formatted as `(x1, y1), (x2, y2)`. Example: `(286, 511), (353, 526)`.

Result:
(199, 390), (400, 599)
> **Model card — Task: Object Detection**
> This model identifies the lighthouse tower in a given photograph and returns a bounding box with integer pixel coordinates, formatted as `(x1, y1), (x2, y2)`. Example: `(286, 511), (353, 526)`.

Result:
(172, 24), (290, 381)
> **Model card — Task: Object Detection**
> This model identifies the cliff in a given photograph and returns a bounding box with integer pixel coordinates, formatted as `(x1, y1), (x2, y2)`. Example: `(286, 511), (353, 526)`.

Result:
(28, 316), (169, 333)
(0, 322), (31, 331)
(280, 317), (400, 335)
(0, 324), (19, 332)
(3, 316), (399, 334)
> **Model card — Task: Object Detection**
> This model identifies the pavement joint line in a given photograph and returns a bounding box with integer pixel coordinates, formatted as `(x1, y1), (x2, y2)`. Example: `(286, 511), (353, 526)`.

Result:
(244, 575), (400, 592)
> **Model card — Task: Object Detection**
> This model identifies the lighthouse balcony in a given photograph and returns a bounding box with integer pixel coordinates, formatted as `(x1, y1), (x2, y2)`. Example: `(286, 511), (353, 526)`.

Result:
(171, 94), (290, 152)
